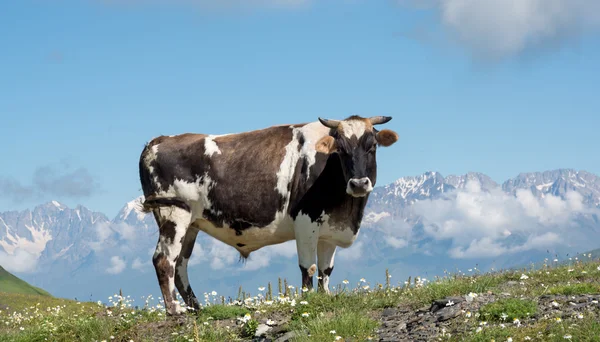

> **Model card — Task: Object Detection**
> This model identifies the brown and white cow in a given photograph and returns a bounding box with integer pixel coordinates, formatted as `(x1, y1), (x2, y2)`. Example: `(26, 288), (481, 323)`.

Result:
(138, 115), (398, 315)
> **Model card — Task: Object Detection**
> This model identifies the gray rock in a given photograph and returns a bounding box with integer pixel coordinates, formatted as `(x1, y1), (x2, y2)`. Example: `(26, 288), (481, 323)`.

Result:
(274, 331), (298, 342)
(382, 308), (397, 317)
(255, 324), (272, 337)
(436, 306), (461, 322)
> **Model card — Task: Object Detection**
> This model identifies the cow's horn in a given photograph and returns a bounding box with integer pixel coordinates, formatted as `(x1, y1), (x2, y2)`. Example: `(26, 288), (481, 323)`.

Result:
(368, 116), (392, 125)
(319, 117), (341, 128)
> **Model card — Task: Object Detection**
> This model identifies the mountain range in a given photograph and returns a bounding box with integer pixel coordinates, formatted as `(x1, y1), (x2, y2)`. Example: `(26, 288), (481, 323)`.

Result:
(1, 169), (599, 303)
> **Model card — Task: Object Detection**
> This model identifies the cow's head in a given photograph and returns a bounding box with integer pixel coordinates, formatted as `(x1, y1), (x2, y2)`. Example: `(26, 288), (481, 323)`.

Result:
(316, 115), (398, 197)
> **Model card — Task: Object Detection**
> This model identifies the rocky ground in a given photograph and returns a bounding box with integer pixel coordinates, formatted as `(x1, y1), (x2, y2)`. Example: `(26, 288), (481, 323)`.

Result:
(375, 293), (600, 341)
(243, 279), (600, 341)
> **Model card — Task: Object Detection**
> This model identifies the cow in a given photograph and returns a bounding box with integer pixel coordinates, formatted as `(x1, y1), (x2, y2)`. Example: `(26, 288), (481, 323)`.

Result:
(138, 115), (398, 315)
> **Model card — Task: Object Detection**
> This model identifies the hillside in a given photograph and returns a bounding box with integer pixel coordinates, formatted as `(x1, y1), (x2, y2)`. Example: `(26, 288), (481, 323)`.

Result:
(0, 265), (50, 296)
(0, 256), (599, 341)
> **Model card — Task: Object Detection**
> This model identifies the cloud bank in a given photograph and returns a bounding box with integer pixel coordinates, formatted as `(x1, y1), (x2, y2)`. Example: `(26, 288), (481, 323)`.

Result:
(409, 180), (600, 258)
(106, 256), (127, 274)
(399, 0), (600, 60)
(0, 163), (100, 203)
(0, 248), (39, 273)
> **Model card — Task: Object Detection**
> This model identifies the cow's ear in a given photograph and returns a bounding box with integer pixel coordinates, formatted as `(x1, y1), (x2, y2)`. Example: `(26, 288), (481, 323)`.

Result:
(315, 136), (337, 154)
(376, 129), (398, 147)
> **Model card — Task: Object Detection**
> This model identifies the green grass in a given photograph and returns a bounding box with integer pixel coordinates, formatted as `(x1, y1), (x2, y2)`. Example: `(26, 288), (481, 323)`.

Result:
(0, 266), (51, 296)
(548, 282), (600, 296)
(478, 298), (538, 322)
(197, 304), (249, 320)
(289, 309), (379, 341)
(454, 315), (600, 342)
(0, 256), (599, 341)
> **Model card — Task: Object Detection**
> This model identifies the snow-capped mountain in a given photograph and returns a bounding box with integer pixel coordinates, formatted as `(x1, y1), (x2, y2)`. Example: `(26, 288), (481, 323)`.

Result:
(502, 169), (600, 207)
(445, 172), (498, 191)
(365, 168), (600, 222)
(1, 169), (599, 302)
(0, 201), (108, 272)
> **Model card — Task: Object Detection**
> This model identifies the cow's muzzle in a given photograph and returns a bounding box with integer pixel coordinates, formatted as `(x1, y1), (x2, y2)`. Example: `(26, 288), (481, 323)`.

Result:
(346, 177), (373, 197)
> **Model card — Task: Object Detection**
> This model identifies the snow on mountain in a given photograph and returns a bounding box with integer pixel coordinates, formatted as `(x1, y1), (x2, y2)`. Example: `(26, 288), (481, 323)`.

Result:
(502, 169), (600, 207)
(379, 171), (448, 203)
(445, 172), (498, 191)
(113, 196), (156, 229)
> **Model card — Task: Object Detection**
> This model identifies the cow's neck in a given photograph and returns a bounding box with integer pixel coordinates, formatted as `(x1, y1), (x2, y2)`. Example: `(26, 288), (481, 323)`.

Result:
(290, 153), (369, 233)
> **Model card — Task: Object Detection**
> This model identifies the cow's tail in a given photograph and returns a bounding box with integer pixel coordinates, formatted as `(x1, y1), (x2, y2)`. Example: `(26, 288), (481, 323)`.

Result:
(140, 195), (191, 213)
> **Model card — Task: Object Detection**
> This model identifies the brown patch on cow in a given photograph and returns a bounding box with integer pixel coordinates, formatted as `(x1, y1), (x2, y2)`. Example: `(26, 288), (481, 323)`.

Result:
(201, 125), (299, 225)
(299, 265), (314, 289)
(376, 129), (399, 147)
(315, 135), (337, 154)
(147, 135), (170, 147)
(160, 221), (177, 245)
(153, 252), (176, 312)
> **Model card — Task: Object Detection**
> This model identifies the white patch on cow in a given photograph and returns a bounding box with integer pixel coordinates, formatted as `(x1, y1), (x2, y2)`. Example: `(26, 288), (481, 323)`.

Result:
(158, 173), (217, 222)
(299, 121), (331, 178)
(204, 135), (222, 157)
(144, 143), (162, 191)
(193, 212), (295, 255)
(317, 240), (336, 293)
(340, 119), (367, 139)
(172, 178), (202, 201)
(294, 212), (320, 270)
(275, 127), (302, 197)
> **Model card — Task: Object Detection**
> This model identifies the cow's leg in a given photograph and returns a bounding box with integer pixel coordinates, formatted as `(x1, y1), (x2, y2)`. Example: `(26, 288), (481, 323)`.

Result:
(317, 240), (336, 294)
(295, 224), (319, 291)
(152, 206), (191, 316)
(174, 229), (200, 312)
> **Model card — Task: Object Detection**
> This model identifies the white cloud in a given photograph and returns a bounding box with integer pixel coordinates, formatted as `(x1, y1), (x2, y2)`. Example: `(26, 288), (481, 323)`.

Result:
(386, 237), (408, 249)
(240, 240), (297, 271)
(112, 222), (138, 242)
(106, 256), (127, 274)
(205, 239), (239, 270)
(131, 257), (152, 271)
(411, 179), (600, 258)
(88, 221), (147, 253)
(88, 222), (114, 252)
(203, 239), (297, 271)
(188, 243), (205, 266)
(448, 233), (561, 259)
(337, 241), (364, 261)
(399, 0), (600, 60)
(0, 248), (39, 273)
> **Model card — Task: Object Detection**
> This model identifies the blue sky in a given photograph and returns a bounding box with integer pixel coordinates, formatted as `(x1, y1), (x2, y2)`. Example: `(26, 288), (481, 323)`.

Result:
(1, 0), (600, 217)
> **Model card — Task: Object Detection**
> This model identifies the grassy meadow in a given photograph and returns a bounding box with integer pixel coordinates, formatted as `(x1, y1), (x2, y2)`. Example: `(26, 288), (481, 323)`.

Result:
(0, 266), (50, 297)
(0, 255), (599, 341)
